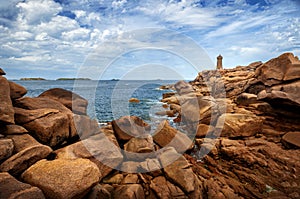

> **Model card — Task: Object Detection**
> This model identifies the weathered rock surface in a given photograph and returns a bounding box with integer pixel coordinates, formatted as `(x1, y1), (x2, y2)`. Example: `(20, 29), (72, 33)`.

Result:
(8, 81), (27, 99)
(0, 68), (5, 75)
(216, 113), (263, 138)
(0, 134), (52, 176)
(124, 134), (155, 161)
(112, 116), (150, 141)
(0, 124), (28, 135)
(22, 158), (100, 199)
(0, 76), (14, 124)
(255, 52), (300, 86)
(153, 120), (193, 153)
(39, 88), (88, 115)
(0, 139), (14, 162)
(282, 132), (300, 148)
(55, 133), (123, 179)
(73, 114), (100, 139)
(112, 184), (145, 199)
(0, 172), (45, 199)
(15, 107), (71, 147)
(150, 176), (188, 199)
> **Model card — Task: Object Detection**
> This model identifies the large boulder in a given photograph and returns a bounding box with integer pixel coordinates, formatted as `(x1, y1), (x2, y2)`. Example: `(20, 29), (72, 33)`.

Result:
(22, 158), (100, 199)
(15, 107), (71, 147)
(181, 96), (219, 125)
(0, 134), (52, 176)
(39, 88), (88, 115)
(55, 133), (123, 179)
(0, 76), (14, 124)
(153, 120), (193, 153)
(14, 96), (78, 138)
(112, 116), (150, 141)
(73, 114), (100, 139)
(0, 139), (14, 162)
(0, 172), (45, 199)
(255, 52), (300, 86)
(215, 113), (263, 138)
(174, 80), (195, 95)
(257, 80), (300, 108)
(158, 147), (199, 194)
(8, 81), (27, 99)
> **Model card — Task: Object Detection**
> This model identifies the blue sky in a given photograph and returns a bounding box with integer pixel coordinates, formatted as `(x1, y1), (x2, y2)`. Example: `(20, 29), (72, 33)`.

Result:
(0, 0), (299, 80)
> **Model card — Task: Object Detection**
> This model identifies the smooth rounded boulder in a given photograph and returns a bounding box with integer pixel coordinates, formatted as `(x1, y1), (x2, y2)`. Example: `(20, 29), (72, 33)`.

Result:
(22, 158), (101, 199)
(8, 81), (27, 99)
(39, 88), (88, 115)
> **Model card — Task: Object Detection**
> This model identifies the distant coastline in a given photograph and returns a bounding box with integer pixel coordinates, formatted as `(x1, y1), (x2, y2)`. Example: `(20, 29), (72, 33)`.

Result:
(56, 78), (91, 80)
(20, 78), (46, 81)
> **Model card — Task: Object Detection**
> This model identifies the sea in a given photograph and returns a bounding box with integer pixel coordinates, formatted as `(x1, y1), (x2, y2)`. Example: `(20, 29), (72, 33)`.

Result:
(14, 80), (178, 125)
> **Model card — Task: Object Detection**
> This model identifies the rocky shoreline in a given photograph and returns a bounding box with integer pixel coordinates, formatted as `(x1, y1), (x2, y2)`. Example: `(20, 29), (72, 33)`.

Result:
(0, 52), (300, 199)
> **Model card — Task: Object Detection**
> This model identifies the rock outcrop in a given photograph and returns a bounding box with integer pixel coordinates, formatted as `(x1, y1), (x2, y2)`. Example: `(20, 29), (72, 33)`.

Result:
(0, 53), (300, 198)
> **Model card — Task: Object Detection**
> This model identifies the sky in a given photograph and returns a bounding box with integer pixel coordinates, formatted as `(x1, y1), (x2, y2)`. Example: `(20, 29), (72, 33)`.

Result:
(0, 0), (299, 80)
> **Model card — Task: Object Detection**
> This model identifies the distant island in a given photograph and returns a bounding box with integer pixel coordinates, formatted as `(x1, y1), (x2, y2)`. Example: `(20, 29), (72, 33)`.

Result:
(20, 78), (46, 81)
(56, 78), (91, 80)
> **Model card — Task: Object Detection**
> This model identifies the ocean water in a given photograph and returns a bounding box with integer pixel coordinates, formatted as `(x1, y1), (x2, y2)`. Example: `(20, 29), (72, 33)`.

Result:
(14, 80), (177, 124)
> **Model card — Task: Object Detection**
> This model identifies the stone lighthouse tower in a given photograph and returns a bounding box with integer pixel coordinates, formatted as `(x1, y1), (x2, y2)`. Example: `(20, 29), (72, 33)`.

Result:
(217, 54), (223, 70)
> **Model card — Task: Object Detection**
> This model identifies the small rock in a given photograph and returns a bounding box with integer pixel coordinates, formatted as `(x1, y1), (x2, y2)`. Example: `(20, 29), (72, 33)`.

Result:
(129, 98), (140, 103)
(236, 93), (258, 106)
(124, 135), (155, 161)
(86, 184), (114, 199)
(282, 132), (300, 148)
(150, 176), (187, 199)
(39, 88), (88, 115)
(0, 172), (45, 199)
(196, 124), (215, 138)
(22, 158), (100, 199)
(0, 68), (6, 75)
(0, 139), (14, 162)
(8, 81), (27, 99)
(112, 184), (145, 199)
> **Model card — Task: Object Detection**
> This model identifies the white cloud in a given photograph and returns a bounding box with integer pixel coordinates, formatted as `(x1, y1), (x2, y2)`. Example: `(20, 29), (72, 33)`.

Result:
(16, 0), (62, 25)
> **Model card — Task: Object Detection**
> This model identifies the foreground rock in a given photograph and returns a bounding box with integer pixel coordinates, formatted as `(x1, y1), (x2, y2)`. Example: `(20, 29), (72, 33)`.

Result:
(39, 88), (88, 115)
(0, 134), (52, 176)
(22, 158), (100, 199)
(0, 76), (14, 124)
(112, 116), (150, 141)
(0, 172), (45, 199)
(9, 80), (27, 99)
(14, 107), (71, 147)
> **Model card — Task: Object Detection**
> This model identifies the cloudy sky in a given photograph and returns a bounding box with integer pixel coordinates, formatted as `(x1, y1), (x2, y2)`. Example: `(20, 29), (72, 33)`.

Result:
(0, 0), (299, 80)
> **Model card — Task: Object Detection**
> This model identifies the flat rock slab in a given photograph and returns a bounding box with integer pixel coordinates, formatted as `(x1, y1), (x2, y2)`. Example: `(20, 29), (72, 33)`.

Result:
(8, 81), (27, 99)
(282, 132), (300, 148)
(22, 158), (101, 199)
(0, 172), (45, 199)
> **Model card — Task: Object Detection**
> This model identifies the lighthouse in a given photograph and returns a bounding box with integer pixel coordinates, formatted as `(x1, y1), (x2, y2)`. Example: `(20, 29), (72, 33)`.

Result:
(217, 54), (223, 70)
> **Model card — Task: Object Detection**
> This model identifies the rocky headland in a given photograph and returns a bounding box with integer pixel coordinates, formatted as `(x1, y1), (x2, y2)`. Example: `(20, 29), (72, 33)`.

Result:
(0, 52), (300, 199)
